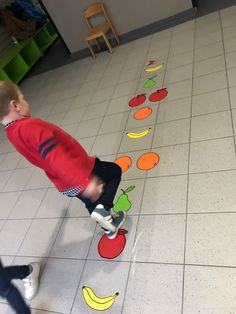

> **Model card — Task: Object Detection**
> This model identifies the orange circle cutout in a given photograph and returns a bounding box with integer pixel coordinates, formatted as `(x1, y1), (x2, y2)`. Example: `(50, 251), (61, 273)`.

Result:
(136, 152), (160, 170)
(114, 156), (132, 172)
(134, 107), (153, 120)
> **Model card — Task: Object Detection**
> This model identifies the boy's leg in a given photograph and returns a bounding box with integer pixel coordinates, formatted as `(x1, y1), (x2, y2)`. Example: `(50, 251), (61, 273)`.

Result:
(77, 159), (122, 214)
(76, 159), (124, 233)
(91, 158), (122, 210)
(3, 263), (40, 301)
(4, 285), (31, 314)
(0, 267), (31, 314)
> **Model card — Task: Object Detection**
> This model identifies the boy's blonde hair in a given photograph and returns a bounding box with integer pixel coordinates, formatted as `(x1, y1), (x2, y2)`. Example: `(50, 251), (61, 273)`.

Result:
(0, 81), (20, 119)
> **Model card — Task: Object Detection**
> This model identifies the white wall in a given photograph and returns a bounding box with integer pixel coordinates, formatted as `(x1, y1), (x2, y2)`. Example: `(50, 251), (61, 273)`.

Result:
(42, 0), (193, 54)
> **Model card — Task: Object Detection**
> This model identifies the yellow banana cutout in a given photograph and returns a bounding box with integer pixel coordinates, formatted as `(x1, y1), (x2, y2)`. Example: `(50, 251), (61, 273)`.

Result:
(126, 128), (151, 139)
(82, 286), (119, 311)
(145, 64), (164, 73)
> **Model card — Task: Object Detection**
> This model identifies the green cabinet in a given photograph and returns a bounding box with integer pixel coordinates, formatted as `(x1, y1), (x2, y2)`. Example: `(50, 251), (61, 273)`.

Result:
(0, 21), (58, 84)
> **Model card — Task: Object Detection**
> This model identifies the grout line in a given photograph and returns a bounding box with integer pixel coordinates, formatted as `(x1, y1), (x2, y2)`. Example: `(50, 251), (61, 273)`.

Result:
(219, 9), (236, 158)
(181, 14), (196, 314)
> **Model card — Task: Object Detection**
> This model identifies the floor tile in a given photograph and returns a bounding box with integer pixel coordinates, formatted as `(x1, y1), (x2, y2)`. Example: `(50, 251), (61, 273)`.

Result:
(189, 137), (236, 173)
(194, 55), (225, 77)
(228, 66), (236, 87)
(195, 31), (222, 49)
(191, 111), (233, 141)
(99, 112), (129, 134)
(186, 213), (236, 266)
(25, 168), (51, 189)
(167, 51), (193, 70)
(18, 218), (62, 257)
(123, 263), (183, 314)
(91, 132), (123, 156)
(157, 97), (191, 123)
(0, 219), (31, 255)
(31, 258), (85, 313)
(3, 168), (34, 192)
(164, 64), (193, 85)
(183, 265), (236, 314)
(194, 42), (224, 63)
(153, 118), (190, 147)
(134, 214), (186, 263)
(82, 101), (109, 120)
(106, 95), (131, 115)
(229, 85), (236, 108)
(0, 192), (21, 219)
(225, 51), (236, 68)
(141, 175), (187, 214)
(9, 189), (47, 219)
(148, 144), (189, 177)
(36, 188), (70, 218)
(90, 86), (115, 104)
(50, 217), (96, 258)
(188, 170), (236, 213)
(193, 70), (227, 95)
(192, 88), (230, 115)
(113, 80), (139, 99)
(74, 118), (102, 139)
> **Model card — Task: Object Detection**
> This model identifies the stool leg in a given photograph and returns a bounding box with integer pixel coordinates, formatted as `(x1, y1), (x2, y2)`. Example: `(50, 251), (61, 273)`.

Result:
(102, 35), (112, 54)
(87, 40), (96, 58)
(95, 39), (101, 50)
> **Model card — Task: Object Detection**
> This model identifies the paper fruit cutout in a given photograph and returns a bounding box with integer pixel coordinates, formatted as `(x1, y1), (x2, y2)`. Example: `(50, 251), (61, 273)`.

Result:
(143, 75), (157, 89)
(114, 156), (132, 172)
(149, 88), (168, 102)
(126, 128), (151, 139)
(128, 94), (146, 107)
(113, 186), (135, 213)
(137, 152), (160, 170)
(145, 63), (163, 73)
(134, 107), (153, 120)
(82, 286), (119, 311)
(146, 59), (156, 66)
(98, 229), (128, 259)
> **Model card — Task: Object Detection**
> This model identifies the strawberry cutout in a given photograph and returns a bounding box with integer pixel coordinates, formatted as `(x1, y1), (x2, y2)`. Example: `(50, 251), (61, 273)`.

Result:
(149, 88), (168, 102)
(98, 229), (128, 259)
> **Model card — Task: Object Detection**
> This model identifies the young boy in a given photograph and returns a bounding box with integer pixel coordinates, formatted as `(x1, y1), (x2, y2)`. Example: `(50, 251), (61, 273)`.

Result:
(0, 81), (125, 239)
(0, 259), (40, 314)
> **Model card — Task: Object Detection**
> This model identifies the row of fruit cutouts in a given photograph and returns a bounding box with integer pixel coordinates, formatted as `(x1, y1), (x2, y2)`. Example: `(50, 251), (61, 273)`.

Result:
(114, 59), (168, 172)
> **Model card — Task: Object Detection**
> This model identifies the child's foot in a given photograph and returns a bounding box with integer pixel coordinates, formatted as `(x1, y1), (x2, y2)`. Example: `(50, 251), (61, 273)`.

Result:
(91, 204), (116, 232)
(23, 262), (40, 301)
(104, 211), (126, 239)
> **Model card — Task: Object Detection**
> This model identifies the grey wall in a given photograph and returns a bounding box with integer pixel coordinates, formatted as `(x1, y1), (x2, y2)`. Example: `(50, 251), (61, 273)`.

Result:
(42, 0), (193, 54)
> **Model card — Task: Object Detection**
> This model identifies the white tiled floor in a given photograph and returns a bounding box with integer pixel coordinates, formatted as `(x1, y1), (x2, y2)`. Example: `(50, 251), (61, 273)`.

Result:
(1, 5), (236, 314)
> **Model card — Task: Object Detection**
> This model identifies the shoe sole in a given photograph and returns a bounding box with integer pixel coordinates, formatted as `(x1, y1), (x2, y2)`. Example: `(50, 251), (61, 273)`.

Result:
(107, 211), (126, 239)
(91, 212), (116, 232)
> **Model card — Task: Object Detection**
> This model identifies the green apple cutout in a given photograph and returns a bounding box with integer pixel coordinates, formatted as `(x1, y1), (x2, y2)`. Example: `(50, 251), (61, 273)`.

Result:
(143, 75), (157, 89)
(113, 186), (135, 213)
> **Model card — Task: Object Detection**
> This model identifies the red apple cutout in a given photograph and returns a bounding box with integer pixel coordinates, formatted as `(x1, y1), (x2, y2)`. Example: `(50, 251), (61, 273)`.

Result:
(128, 94), (146, 107)
(98, 229), (128, 259)
(149, 88), (168, 102)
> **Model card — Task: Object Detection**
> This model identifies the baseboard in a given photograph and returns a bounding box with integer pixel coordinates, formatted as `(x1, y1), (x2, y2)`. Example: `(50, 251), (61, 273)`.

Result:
(70, 7), (196, 60)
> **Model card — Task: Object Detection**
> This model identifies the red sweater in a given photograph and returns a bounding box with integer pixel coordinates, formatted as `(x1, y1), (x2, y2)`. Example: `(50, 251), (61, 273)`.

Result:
(5, 117), (95, 192)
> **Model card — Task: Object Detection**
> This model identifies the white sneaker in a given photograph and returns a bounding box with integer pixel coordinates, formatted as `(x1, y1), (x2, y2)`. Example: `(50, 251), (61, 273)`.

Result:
(23, 262), (40, 301)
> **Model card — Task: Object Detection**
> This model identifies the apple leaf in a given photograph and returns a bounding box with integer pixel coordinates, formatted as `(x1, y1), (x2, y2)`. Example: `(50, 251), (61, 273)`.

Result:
(124, 185), (135, 193)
